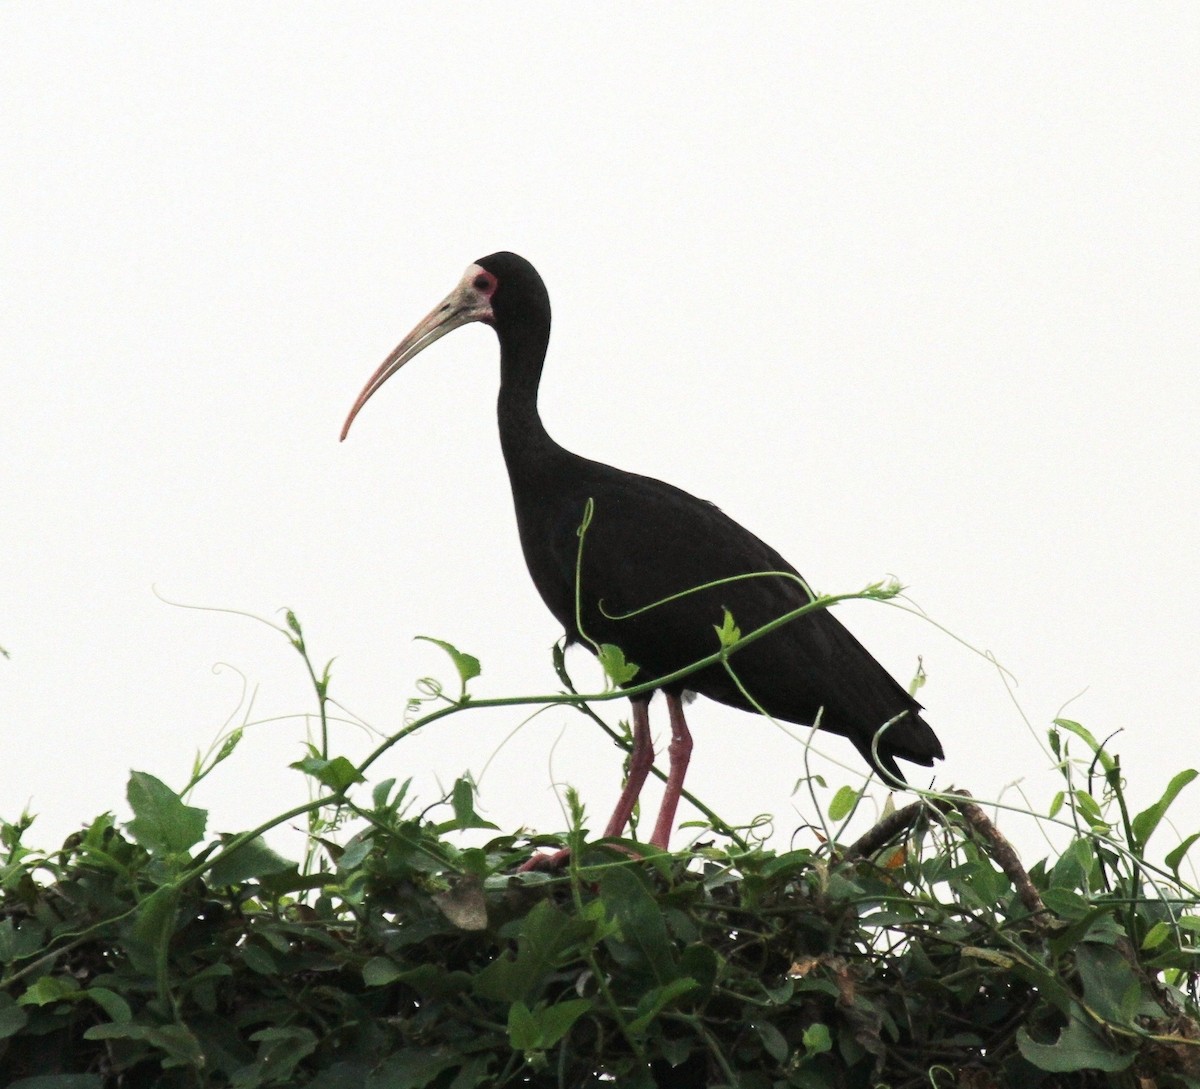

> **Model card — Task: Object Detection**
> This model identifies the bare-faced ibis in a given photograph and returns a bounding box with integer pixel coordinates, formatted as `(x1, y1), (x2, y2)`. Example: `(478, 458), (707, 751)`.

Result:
(341, 252), (943, 855)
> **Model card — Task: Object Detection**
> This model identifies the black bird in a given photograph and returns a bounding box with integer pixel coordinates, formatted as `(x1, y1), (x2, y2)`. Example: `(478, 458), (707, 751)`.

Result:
(341, 252), (943, 855)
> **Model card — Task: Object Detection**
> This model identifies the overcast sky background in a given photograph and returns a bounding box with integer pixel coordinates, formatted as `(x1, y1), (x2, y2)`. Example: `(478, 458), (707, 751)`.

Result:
(3, 7), (1197, 867)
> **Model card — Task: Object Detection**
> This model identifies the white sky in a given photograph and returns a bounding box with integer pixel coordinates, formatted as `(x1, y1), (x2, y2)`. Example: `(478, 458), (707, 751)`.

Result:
(3, 7), (1197, 866)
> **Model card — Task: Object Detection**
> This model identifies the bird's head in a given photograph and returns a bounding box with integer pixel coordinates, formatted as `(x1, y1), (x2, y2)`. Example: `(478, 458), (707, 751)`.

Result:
(340, 252), (548, 441)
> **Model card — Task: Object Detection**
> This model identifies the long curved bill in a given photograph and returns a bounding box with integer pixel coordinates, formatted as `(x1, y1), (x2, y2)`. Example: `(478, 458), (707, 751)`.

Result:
(340, 266), (493, 441)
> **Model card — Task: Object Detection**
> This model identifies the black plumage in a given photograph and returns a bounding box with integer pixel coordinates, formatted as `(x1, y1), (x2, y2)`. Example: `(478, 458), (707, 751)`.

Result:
(342, 251), (943, 852)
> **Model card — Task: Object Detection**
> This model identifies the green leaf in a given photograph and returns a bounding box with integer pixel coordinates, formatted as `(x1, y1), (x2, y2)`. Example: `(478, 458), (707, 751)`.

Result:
(0, 1002), (28, 1039)
(373, 776), (412, 813)
(1054, 719), (1116, 775)
(713, 608), (741, 648)
(627, 977), (699, 1034)
(802, 1022), (832, 1057)
(8, 1078), (105, 1089)
(0, 917), (41, 967)
(677, 942), (721, 998)
(753, 1019), (789, 1063)
(84, 1022), (205, 1069)
(508, 998), (592, 1051)
(235, 1026), (319, 1087)
(507, 1001), (540, 1051)
(597, 643), (639, 685)
(208, 836), (296, 886)
(599, 866), (677, 985)
(1075, 942), (1145, 1024)
(17, 975), (80, 1006)
(394, 964), (474, 1000)
(1016, 1017), (1133, 1073)
(416, 635), (481, 698)
(473, 900), (595, 1004)
(127, 885), (179, 979)
(1071, 789), (1106, 827)
(448, 777), (499, 832)
(83, 987), (132, 1024)
(290, 754), (365, 791)
(1131, 768), (1197, 852)
(1166, 831), (1200, 878)
(366, 1048), (461, 1089)
(1041, 888), (1091, 918)
(828, 784), (859, 822)
(125, 771), (206, 856)
(1141, 921), (1171, 950)
(363, 956), (403, 987)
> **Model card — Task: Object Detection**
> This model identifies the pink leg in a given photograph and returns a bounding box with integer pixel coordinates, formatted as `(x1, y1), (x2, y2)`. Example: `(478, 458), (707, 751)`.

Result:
(518, 697), (654, 871)
(601, 698), (654, 838)
(649, 692), (693, 850)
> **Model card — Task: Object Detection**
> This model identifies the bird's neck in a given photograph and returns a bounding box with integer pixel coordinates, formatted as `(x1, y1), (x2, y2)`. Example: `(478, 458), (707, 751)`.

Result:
(495, 324), (567, 475)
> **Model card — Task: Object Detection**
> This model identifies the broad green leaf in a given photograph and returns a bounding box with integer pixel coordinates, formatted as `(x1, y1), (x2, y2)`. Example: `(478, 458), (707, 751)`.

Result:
(448, 778), (499, 832)
(508, 998), (592, 1051)
(828, 785), (859, 823)
(84, 1022), (204, 1069)
(0, 1002), (28, 1039)
(394, 964), (474, 1000)
(1076, 942), (1147, 1024)
(17, 975), (79, 1006)
(752, 1019), (789, 1063)
(0, 917), (45, 964)
(240, 942), (278, 975)
(962, 858), (1009, 906)
(1141, 921), (1171, 950)
(208, 836), (296, 887)
(802, 1022), (832, 1056)
(506, 1001), (540, 1051)
(373, 776), (412, 813)
(416, 635), (481, 697)
(627, 978), (699, 1034)
(761, 850), (816, 878)
(83, 987), (132, 1024)
(1166, 831), (1200, 878)
(125, 771), (206, 856)
(713, 608), (741, 648)
(128, 885), (178, 979)
(1071, 789), (1106, 827)
(599, 866), (677, 985)
(1016, 1017), (1133, 1073)
(290, 754), (365, 791)
(598, 643), (639, 685)
(1131, 768), (1197, 852)
(363, 956), (404, 987)
(1049, 836), (1098, 892)
(366, 1048), (460, 1089)
(1041, 888), (1091, 918)
(535, 997), (592, 1047)
(473, 900), (594, 1004)
(677, 942), (720, 998)
(236, 1026), (318, 1087)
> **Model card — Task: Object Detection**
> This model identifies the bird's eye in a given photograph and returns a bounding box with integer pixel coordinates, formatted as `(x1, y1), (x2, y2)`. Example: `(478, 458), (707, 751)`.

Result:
(473, 274), (492, 292)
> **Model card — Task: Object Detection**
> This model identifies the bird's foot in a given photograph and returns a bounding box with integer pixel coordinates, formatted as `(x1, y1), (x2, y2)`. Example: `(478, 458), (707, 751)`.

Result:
(517, 847), (573, 873)
(517, 840), (648, 873)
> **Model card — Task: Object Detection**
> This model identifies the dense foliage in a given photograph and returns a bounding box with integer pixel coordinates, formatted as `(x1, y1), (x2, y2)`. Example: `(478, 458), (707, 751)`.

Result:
(3, 612), (1200, 1087)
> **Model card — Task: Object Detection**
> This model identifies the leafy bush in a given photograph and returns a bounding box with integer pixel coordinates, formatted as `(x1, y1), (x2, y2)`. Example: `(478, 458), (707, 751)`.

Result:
(3, 610), (1200, 1088)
